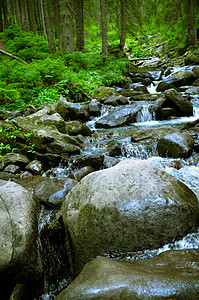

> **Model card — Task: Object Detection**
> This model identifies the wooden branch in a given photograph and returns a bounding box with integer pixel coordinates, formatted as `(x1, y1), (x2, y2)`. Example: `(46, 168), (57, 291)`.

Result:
(145, 41), (167, 51)
(129, 57), (151, 61)
(0, 48), (29, 64)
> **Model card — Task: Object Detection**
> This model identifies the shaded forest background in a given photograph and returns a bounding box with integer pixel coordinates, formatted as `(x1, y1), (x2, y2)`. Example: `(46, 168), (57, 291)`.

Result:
(0, 0), (198, 111)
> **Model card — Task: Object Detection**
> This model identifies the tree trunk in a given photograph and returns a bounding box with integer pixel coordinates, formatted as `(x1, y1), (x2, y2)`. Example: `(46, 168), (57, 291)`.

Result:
(27, 0), (36, 33)
(2, 0), (9, 29)
(75, 0), (84, 51)
(54, 0), (60, 39)
(43, 0), (56, 53)
(100, 0), (108, 56)
(7, 0), (15, 25)
(0, 0), (3, 31)
(14, 0), (22, 28)
(40, 0), (47, 39)
(187, 0), (197, 46)
(119, 0), (126, 50)
(58, 0), (75, 53)
(20, 0), (30, 31)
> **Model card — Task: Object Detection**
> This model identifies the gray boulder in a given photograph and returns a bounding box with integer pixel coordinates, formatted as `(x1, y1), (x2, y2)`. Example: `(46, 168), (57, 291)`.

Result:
(62, 159), (199, 273)
(95, 105), (141, 128)
(164, 88), (193, 116)
(157, 131), (195, 158)
(164, 70), (197, 87)
(0, 180), (40, 289)
(104, 95), (128, 106)
(0, 153), (30, 170)
(65, 120), (91, 136)
(56, 250), (199, 299)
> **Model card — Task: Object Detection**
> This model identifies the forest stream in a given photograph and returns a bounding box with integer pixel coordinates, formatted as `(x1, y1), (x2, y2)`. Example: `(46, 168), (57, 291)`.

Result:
(1, 62), (199, 299)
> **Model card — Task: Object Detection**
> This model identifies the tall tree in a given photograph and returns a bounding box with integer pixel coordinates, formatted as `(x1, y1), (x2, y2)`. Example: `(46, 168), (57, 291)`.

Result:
(58, 0), (74, 53)
(119, 0), (126, 50)
(53, 0), (60, 39)
(27, 0), (36, 33)
(20, 0), (29, 31)
(14, 0), (22, 28)
(7, 0), (15, 26)
(187, 0), (197, 46)
(0, 0), (3, 31)
(2, 1), (9, 29)
(75, 0), (84, 51)
(43, 0), (56, 53)
(100, 0), (108, 56)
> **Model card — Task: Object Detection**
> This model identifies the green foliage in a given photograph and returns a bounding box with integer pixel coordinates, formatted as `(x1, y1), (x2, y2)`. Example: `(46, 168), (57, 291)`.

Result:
(0, 25), (49, 61)
(0, 121), (35, 156)
(32, 87), (60, 106)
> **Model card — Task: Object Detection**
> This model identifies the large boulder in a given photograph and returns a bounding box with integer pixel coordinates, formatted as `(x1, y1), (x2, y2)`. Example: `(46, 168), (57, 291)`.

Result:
(164, 70), (197, 87)
(0, 180), (40, 297)
(62, 159), (199, 273)
(95, 105), (141, 128)
(56, 250), (199, 299)
(157, 131), (195, 158)
(164, 88), (193, 116)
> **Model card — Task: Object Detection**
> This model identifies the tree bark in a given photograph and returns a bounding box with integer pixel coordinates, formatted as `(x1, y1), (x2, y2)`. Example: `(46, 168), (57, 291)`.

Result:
(119, 0), (126, 50)
(14, 0), (22, 28)
(58, 0), (75, 53)
(75, 0), (84, 51)
(100, 0), (108, 56)
(187, 0), (197, 46)
(0, 0), (3, 31)
(43, 0), (56, 53)
(7, 0), (15, 25)
(54, 0), (60, 39)
(27, 0), (36, 33)
(2, 0), (9, 29)
(20, 0), (30, 31)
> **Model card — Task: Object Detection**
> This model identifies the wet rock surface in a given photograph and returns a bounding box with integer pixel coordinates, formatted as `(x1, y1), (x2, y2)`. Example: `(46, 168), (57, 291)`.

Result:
(56, 250), (199, 300)
(62, 159), (199, 273)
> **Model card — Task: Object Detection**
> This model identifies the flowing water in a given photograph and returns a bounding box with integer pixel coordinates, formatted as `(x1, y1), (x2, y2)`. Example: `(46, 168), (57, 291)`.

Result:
(38, 65), (199, 299)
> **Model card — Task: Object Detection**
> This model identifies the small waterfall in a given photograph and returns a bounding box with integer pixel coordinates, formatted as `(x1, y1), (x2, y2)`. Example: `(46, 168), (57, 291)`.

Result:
(136, 104), (155, 123)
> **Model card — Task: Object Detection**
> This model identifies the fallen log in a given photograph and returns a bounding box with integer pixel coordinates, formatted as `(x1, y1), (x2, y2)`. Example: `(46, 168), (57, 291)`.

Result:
(0, 48), (28, 64)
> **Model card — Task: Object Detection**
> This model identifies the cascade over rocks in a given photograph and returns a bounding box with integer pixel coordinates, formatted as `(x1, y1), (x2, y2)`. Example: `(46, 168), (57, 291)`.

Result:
(162, 70), (197, 87)
(0, 180), (40, 297)
(56, 250), (199, 300)
(95, 105), (142, 128)
(62, 159), (199, 273)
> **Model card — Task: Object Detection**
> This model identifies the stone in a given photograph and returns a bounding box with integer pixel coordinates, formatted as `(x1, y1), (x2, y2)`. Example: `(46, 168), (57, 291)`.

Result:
(164, 70), (197, 87)
(65, 121), (91, 136)
(62, 159), (199, 273)
(104, 95), (128, 106)
(4, 164), (21, 174)
(185, 87), (199, 94)
(68, 154), (105, 171)
(56, 250), (199, 300)
(164, 88), (193, 116)
(131, 126), (180, 142)
(0, 153), (30, 170)
(72, 166), (95, 182)
(95, 105), (141, 128)
(0, 180), (40, 295)
(25, 160), (43, 175)
(88, 100), (101, 116)
(107, 140), (122, 157)
(192, 66), (199, 77)
(156, 81), (176, 92)
(157, 131), (195, 158)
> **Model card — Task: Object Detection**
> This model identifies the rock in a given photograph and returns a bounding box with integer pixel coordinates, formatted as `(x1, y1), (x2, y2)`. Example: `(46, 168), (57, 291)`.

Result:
(94, 87), (117, 102)
(0, 153), (30, 170)
(164, 70), (197, 87)
(25, 160), (43, 175)
(107, 140), (122, 157)
(157, 131), (195, 158)
(129, 83), (149, 94)
(192, 66), (199, 78)
(157, 107), (177, 120)
(71, 166), (95, 182)
(88, 100), (101, 116)
(4, 164), (21, 174)
(140, 57), (162, 68)
(156, 81), (176, 92)
(56, 250), (199, 300)
(95, 105), (141, 128)
(131, 126), (180, 142)
(0, 110), (21, 121)
(65, 121), (91, 136)
(104, 95), (128, 106)
(192, 78), (199, 86)
(55, 96), (89, 121)
(164, 88), (193, 116)
(68, 154), (105, 171)
(0, 180), (40, 296)
(62, 159), (199, 273)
